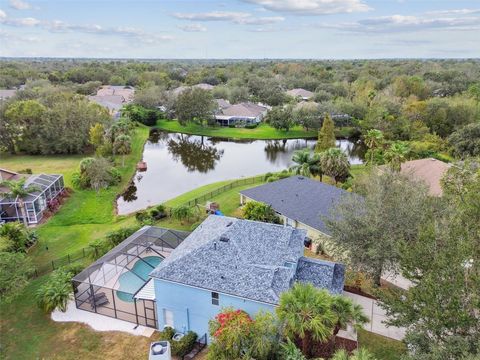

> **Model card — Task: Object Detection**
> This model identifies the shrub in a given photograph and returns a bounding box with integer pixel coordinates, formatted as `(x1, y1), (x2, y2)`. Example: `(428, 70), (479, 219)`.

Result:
(0, 222), (37, 252)
(243, 201), (280, 224)
(74, 157), (120, 191)
(171, 331), (198, 357)
(36, 268), (72, 313)
(87, 239), (110, 260)
(0, 251), (34, 303)
(18, 168), (33, 174)
(245, 123), (258, 129)
(105, 226), (140, 247)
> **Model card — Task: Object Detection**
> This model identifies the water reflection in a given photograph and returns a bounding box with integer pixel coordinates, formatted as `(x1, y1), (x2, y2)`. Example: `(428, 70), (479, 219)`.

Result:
(167, 134), (224, 173)
(116, 131), (365, 215)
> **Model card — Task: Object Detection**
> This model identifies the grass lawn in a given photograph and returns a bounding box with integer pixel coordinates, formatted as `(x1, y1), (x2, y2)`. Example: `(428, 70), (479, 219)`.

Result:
(2, 125), (149, 267)
(155, 119), (318, 140)
(358, 329), (407, 360)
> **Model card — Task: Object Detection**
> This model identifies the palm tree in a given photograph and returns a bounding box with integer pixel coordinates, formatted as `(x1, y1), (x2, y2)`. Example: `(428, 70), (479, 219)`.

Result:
(363, 129), (384, 165)
(0, 179), (39, 227)
(277, 283), (336, 358)
(290, 149), (322, 180)
(319, 148), (350, 184)
(384, 141), (409, 172)
(331, 348), (377, 360)
(113, 134), (132, 167)
(331, 295), (369, 337)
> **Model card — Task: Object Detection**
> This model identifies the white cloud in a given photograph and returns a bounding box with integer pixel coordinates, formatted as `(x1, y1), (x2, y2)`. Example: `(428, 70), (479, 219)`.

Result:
(178, 23), (207, 32)
(173, 11), (284, 25)
(174, 11), (250, 21)
(318, 10), (480, 33)
(9, 0), (32, 10)
(242, 0), (371, 15)
(0, 10), (173, 43)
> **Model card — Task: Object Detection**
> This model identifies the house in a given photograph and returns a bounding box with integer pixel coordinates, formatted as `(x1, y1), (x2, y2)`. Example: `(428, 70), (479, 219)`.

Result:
(151, 215), (345, 338)
(286, 88), (314, 101)
(214, 102), (268, 127)
(171, 83), (215, 96)
(240, 176), (351, 249)
(88, 85), (135, 118)
(398, 158), (451, 196)
(0, 169), (65, 225)
(215, 98), (231, 110)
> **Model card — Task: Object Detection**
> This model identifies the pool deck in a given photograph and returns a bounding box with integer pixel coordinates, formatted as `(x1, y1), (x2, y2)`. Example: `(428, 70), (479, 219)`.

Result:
(52, 300), (156, 337)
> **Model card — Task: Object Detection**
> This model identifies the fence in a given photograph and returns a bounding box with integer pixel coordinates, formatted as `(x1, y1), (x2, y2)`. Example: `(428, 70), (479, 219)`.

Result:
(31, 174), (266, 278)
(181, 175), (264, 208)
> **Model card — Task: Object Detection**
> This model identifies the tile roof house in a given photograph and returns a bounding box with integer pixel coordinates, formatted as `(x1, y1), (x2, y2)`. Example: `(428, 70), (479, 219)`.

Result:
(399, 158), (451, 196)
(214, 102), (268, 126)
(286, 88), (314, 101)
(88, 85), (135, 118)
(151, 215), (345, 338)
(171, 83), (215, 96)
(240, 176), (352, 240)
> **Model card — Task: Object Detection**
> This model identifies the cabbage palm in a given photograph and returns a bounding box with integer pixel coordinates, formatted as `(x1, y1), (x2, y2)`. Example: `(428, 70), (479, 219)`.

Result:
(290, 149), (322, 180)
(0, 179), (39, 227)
(332, 295), (369, 336)
(364, 129), (384, 165)
(384, 141), (409, 172)
(319, 148), (350, 184)
(277, 283), (336, 358)
(332, 348), (377, 360)
(113, 134), (132, 167)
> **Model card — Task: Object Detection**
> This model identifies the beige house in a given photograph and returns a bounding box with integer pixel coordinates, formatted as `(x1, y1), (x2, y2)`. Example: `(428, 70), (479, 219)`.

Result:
(286, 88), (314, 101)
(215, 102), (268, 127)
(398, 158), (451, 196)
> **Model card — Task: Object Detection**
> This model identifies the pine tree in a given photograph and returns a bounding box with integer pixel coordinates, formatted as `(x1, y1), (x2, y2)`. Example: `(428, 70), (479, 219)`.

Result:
(315, 113), (336, 152)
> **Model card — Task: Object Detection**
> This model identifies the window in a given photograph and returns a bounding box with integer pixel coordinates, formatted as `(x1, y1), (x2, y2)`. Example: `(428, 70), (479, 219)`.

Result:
(211, 292), (219, 305)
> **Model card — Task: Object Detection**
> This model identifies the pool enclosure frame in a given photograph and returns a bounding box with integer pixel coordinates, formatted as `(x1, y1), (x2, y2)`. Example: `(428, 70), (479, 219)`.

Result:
(72, 226), (190, 328)
(0, 174), (64, 225)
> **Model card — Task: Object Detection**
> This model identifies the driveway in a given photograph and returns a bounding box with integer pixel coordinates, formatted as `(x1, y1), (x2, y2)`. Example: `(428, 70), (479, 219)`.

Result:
(344, 291), (406, 341)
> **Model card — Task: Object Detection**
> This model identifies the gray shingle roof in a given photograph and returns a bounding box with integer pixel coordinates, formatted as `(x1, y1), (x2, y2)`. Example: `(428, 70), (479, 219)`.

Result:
(240, 176), (350, 236)
(295, 257), (345, 295)
(150, 215), (306, 304)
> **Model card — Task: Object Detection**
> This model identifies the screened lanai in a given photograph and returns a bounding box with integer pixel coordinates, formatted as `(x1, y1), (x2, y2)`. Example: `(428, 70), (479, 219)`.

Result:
(0, 173), (65, 225)
(72, 226), (190, 328)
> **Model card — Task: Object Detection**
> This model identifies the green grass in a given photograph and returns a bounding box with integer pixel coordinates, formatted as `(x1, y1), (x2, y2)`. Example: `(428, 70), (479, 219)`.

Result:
(358, 329), (407, 360)
(156, 120), (318, 140)
(2, 126), (149, 267)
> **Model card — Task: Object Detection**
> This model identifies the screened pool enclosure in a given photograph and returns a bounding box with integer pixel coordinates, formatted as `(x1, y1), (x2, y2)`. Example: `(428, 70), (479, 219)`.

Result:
(72, 226), (190, 328)
(0, 173), (65, 225)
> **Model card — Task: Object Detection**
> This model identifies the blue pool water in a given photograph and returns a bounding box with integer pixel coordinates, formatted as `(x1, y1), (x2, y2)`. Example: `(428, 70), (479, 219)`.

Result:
(116, 256), (162, 302)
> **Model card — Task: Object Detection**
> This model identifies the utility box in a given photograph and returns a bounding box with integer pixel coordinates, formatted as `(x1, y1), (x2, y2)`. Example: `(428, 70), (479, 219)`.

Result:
(149, 341), (171, 360)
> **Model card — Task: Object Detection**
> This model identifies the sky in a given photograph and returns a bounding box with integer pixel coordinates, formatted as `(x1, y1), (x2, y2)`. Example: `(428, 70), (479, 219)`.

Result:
(0, 0), (479, 59)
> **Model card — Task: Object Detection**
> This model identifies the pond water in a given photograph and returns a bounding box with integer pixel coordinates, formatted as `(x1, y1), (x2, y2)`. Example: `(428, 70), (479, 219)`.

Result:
(116, 131), (365, 215)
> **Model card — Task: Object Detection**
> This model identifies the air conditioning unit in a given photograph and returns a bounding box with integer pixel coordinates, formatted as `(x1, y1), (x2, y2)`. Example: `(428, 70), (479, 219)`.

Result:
(149, 341), (171, 360)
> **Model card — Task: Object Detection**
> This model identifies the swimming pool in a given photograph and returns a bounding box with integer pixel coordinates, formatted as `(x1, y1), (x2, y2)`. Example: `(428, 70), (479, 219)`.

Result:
(116, 256), (162, 302)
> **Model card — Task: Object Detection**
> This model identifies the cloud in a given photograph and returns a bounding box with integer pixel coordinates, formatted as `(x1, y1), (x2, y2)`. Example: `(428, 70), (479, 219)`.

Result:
(0, 10), (173, 43)
(9, 0), (32, 10)
(173, 11), (284, 25)
(241, 0), (371, 15)
(317, 10), (480, 33)
(178, 23), (207, 32)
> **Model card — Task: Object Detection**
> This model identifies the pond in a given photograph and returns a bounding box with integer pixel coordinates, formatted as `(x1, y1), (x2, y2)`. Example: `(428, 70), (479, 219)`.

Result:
(116, 131), (365, 215)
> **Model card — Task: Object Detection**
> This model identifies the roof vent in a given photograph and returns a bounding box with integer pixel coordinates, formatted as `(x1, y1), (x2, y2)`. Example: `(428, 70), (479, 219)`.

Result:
(219, 236), (229, 243)
(298, 176), (304, 180)
(226, 221), (233, 227)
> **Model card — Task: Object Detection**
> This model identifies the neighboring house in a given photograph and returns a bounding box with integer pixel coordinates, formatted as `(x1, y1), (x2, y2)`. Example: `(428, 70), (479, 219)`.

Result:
(0, 169), (65, 225)
(0, 89), (16, 101)
(171, 83), (215, 96)
(286, 88), (314, 101)
(215, 98), (231, 110)
(151, 215), (345, 338)
(88, 85), (135, 118)
(398, 158), (451, 196)
(215, 102), (268, 126)
(240, 176), (351, 250)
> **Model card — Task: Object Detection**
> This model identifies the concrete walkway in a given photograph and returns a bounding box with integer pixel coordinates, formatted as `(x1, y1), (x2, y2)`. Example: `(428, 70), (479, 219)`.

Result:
(382, 271), (413, 290)
(344, 291), (406, 341)
(51, 300), (155, 337)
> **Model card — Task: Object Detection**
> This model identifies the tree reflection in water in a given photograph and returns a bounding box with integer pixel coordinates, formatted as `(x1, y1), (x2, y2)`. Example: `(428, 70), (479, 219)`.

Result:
(167, 134), (224, 173)
(122, 182), (138, 202)
(149, 128), (170, 144)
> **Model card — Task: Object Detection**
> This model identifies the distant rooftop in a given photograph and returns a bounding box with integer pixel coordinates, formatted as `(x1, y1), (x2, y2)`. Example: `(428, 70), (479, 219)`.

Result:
(240, 176), (351, 235)
(219, 102), (267, 118)
(399, 158), (451, 196)
(286, 88), (314, 99)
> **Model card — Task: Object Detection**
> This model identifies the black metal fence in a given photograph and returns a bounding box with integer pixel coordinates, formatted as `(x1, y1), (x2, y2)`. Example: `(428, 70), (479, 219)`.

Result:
(181, 175), (264, 208)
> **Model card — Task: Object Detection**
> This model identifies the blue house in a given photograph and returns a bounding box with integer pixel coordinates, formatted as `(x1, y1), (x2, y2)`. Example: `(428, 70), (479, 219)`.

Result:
(150, 215), (345, 338)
